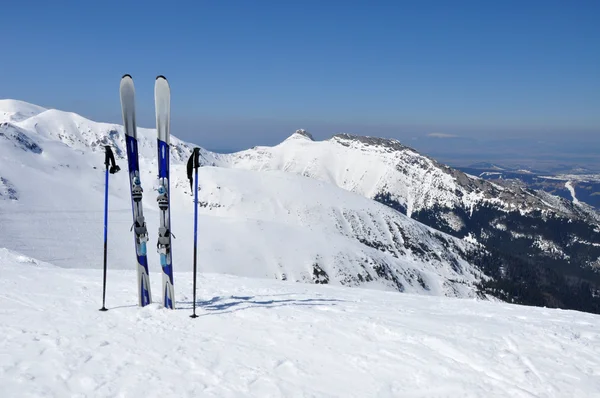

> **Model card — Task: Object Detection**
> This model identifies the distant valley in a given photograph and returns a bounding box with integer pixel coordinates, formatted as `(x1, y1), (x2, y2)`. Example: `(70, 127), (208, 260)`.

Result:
(457, 162), (600, 210)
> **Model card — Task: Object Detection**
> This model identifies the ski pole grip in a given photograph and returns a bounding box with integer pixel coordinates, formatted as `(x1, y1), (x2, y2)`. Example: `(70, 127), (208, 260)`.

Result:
(193, 147), (200, 168)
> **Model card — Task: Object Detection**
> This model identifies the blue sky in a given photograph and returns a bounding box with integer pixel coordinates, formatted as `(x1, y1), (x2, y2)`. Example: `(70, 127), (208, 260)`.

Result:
(1, 0), (599, 157)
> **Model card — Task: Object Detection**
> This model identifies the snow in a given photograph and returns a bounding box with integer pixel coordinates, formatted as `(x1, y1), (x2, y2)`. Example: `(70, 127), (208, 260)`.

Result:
(0, 99), (485, 298)
(1, 249), (599, 397)
(2, 99), (600, 396)
(493, 223), (507, 231)
(222, 133), (554, 220)
(510, 231), (529, 240)
(226, 133), (466, 217)
(222, 132), (600, 243)
(565, 181), (580, 205)
(479, 171), (503, 177)
(463, 232), (479, 245)
(556, 174), (600, 183)
(440, 211), (465, 231)
(533, 237), (570, 260)
(193, 167), (484, 296)
(0, 99), (47, 122)
(571, 237), (600, 248)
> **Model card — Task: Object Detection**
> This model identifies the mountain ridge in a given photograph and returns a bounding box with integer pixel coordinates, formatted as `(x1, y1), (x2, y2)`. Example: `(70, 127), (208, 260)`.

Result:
(3, 99), (600, 313)
(218, 129), (600, 312)
(0, 99), (488, 299)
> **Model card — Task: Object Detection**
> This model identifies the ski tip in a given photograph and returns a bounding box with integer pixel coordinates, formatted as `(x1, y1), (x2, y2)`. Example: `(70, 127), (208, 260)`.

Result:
(122, 74), (132, 80)
(156, 75), (167, 81)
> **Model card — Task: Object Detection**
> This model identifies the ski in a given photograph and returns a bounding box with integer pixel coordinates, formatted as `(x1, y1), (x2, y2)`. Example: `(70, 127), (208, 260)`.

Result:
(119, 74), (152, 307)
(155, 75), (175, 309)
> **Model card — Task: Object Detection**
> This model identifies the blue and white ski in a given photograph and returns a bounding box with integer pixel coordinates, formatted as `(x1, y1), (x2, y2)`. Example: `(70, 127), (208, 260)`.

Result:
(155, 75), (175, 309)
(120, 74), (152, 307)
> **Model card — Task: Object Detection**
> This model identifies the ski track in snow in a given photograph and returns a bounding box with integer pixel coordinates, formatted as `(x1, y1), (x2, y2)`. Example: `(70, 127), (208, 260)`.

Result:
(1, 249), (600, 398)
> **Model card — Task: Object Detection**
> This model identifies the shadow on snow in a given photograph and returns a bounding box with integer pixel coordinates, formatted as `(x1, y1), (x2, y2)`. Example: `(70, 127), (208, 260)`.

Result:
(176, 294), (345, 316)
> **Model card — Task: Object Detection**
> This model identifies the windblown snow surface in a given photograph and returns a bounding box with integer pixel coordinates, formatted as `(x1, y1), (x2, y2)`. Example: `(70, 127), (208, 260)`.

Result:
(1, 248), (600, 397)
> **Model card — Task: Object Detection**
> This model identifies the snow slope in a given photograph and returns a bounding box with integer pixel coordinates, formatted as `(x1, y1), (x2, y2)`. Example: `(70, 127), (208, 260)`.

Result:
(192, 167), (483, 296)
(2, 100), (600, 397)
(220, 130), (600, 273)
(0, 99), (46, 122)
(223, 130), (597, 220)
(0, 99), (485, 297)
(565, 181), (580, 205)
(1, 249), (599, 398)
(222, 131), (510, 217)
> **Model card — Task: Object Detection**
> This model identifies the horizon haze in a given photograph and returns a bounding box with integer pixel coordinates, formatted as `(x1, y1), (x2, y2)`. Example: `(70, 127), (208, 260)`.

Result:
(1, 1), (598, 167)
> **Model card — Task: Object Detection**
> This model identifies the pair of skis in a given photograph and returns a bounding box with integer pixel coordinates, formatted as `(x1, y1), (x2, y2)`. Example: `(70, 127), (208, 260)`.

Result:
(119, 74), (175, 309)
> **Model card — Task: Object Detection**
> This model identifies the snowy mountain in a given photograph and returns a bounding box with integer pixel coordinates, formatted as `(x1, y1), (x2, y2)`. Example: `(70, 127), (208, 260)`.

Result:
(223, 129), (600, 240)
(0, 100), (486, 298)
(2, 248), (599, 398)
(2, 99), (600, 396)
(3, 99), (600, 312)
(218, 130), (600, 311)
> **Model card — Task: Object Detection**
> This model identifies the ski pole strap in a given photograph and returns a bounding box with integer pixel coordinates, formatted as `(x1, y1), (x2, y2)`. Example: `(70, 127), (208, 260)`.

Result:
(186, 148), (201, 191)
(104, 146), (121, 174)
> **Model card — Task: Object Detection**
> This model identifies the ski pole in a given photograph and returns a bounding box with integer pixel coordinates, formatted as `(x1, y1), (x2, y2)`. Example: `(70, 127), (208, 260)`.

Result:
(100, 146), (120, 311)
(187, 148), (200, 318)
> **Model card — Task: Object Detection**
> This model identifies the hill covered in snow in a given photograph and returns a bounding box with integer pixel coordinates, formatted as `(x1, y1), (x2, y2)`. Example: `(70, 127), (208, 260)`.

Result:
(0, 99), (486, 298)
(2, 99), (600, 313)
(2, 99), (600, 397)
(223, 129), (600, 254)
(218, 129), (600, 312)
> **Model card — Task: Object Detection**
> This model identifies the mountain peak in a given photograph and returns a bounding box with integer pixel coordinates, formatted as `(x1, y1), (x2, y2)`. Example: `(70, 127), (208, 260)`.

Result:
(0, 99), (47, 123)
(285, 129), (314, 141)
